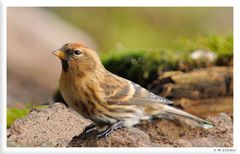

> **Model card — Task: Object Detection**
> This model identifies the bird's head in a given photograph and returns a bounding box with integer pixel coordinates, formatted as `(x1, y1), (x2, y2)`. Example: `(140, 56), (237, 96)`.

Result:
(52, 43), (103, 76)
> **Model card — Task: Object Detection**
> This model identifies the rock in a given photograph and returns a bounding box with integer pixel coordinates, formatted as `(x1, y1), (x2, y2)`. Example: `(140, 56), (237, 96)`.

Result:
(150, 66), (233, 99)
(7, 103), (233, 147)
(69, 127), (155, 147)
(137, 119), (192, 146)
(7, 103), (91, 147)
(172, 113), (233, 147)
(137, 113), (233, 147)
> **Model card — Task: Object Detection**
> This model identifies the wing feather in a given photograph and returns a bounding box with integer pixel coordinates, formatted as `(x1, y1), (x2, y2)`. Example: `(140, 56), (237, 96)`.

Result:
(130, 82), (173, 105)
(101, 73), (173, 105)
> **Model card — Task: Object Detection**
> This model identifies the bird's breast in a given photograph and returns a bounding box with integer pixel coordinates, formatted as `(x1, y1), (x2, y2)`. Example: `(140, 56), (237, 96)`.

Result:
(59, 73), (86, 111)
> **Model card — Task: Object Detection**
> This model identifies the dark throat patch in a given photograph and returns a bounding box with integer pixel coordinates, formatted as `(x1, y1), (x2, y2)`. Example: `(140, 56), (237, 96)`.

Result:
(61, 60), (69, 72)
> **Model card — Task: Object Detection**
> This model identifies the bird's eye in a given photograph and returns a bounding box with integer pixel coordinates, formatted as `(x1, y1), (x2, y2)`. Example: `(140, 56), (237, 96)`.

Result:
(74, 49), (82, 55)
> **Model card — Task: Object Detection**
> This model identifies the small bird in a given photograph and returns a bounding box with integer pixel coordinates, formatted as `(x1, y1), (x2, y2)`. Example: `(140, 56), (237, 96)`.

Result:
(52, 43), (213, 138)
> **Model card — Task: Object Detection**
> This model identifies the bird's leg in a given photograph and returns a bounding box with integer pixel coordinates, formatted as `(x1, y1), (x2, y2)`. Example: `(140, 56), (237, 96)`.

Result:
(96, 121), (124, 139)
(82, 123), (97, 134)
(78, 123), (98, 140)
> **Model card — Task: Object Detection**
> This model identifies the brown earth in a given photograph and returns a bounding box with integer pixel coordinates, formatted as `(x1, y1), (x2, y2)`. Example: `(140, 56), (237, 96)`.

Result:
(7, 103), (233, 147)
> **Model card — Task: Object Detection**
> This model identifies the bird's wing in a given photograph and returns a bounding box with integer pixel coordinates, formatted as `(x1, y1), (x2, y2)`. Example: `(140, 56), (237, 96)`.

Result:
(101, 73), (173, 105)
(129, 82), (174, 105)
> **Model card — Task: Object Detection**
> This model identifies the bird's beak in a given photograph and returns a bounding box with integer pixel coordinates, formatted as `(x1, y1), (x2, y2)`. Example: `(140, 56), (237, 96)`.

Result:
(52, 50), (66, 60)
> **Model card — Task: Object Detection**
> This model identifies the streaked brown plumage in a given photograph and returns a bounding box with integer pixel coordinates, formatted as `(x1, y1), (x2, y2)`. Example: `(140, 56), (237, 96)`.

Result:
(53, 43), (213, 138)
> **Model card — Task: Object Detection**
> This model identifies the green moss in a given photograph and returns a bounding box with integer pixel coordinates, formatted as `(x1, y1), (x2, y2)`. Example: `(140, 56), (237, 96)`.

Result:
(7, 108), (29, 128)
(101, 34), (233, 87)
(177, 34), (233, 57)
(102, 49), (184, 87)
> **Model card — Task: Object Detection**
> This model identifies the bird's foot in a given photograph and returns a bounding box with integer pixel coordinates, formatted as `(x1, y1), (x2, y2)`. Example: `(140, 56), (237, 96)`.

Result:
(96, 121), (124, 139)
(78, 123), (97, 140)
(82, 123), (97, 134)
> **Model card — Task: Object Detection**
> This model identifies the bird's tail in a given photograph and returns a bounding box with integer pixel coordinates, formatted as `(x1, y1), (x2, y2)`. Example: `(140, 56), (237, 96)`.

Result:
(156, 104), (214, 129)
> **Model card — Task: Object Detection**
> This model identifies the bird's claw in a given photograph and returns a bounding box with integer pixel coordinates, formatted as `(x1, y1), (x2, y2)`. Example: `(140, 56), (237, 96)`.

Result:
(78, 123), (97, 140)
(82, 123), (96, 134)
(96, 121), (124, 139)
(96, 128), (113, 139)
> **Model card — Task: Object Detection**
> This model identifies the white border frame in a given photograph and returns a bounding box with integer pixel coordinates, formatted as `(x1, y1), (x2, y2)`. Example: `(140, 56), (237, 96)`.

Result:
(1, 0), (239, 154)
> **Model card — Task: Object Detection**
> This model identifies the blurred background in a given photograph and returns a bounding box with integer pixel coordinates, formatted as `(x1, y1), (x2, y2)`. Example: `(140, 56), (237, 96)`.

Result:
(7, 7), (233, 127)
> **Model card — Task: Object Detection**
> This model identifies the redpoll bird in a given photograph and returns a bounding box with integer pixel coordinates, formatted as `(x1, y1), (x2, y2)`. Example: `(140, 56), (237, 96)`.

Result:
(52, 43), (213, 138)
